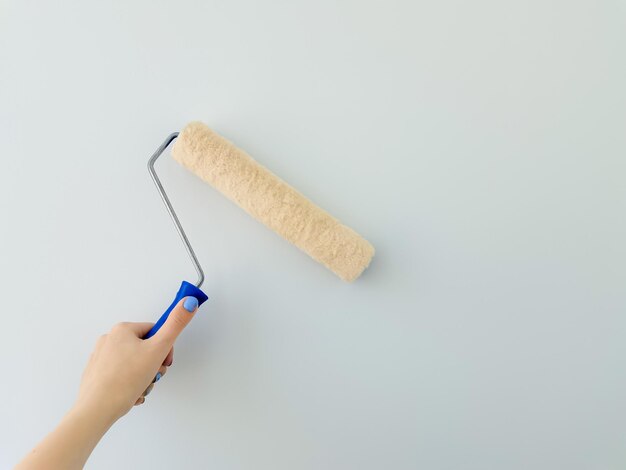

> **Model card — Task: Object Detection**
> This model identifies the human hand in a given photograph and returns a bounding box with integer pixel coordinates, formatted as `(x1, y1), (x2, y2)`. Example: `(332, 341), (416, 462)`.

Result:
(15, 296), (201, 470)
(74, 296), (199, 425)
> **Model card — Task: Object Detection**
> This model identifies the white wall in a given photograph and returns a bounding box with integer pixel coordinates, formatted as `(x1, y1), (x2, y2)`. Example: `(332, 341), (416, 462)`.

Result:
(1, 1), (625, 468)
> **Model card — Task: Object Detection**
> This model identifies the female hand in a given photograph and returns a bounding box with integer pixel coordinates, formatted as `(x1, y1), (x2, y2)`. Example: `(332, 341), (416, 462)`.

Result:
(16, 296), (200, 470)
(76, 296), (199, 423)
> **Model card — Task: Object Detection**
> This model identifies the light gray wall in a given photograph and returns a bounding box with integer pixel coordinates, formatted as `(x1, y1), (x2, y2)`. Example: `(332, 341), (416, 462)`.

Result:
(1, 1), (625, 469)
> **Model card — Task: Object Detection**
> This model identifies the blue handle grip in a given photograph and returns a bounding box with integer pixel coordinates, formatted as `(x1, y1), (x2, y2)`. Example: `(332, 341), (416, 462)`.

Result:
(143, 281), (209, 339)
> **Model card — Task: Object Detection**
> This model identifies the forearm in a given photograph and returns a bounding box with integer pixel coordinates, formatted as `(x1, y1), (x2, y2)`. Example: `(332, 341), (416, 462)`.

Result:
(15, 404), (116, 470)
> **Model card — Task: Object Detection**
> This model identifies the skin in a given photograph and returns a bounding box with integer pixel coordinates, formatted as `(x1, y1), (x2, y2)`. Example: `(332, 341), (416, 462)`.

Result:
(15, 297), (198, 470)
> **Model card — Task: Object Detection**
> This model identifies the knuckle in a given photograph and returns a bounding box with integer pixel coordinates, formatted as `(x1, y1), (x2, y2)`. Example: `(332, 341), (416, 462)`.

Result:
(171, 312), (188, 328)
(111, 322), (129, 332)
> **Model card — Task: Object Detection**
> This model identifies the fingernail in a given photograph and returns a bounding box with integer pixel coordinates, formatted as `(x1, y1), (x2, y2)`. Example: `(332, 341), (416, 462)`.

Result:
(155, 372), (162, 382)
(183, 297), (198, 312)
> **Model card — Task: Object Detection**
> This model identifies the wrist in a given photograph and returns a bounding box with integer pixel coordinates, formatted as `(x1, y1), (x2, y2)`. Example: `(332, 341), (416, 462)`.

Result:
(69, 399), (120, 433)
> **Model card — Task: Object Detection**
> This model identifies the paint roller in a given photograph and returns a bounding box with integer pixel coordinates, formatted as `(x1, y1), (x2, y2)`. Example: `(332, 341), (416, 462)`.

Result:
(143, 121), (374, 338)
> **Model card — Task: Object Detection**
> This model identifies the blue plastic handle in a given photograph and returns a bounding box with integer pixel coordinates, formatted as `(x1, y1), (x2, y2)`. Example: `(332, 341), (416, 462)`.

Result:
(143, 281), (209, 339)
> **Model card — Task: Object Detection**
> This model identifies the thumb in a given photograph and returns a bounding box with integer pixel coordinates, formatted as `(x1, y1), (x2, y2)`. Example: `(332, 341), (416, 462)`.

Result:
(153, 296), (199, 346)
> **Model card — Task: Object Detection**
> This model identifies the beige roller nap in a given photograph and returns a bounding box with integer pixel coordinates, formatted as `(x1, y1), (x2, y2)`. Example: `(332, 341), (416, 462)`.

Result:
(172, 122), (374, 281)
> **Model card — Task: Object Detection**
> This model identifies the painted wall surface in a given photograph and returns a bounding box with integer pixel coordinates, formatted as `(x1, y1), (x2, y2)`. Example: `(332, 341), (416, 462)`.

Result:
(1, 1), (625, 468)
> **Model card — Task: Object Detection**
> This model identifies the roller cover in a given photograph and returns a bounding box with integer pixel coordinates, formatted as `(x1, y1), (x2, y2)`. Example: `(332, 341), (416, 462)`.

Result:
(172, 121), (374, 281)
